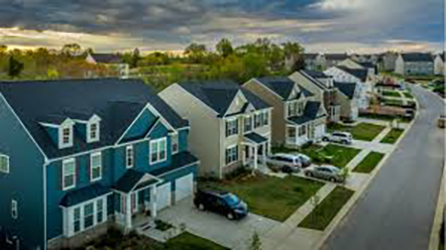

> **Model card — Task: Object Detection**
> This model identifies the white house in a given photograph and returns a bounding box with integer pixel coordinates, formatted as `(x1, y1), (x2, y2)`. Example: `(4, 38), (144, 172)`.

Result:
(394, 53), (434, 76)
(86, 53), (130, 78)
(434, 53), (445, 75)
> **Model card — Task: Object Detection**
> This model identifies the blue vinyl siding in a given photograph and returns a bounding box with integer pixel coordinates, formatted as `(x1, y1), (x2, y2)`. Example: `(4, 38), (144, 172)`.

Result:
(74, 123), (87, 139)
(45, 126), (59, 145)
(122, 109), (157, 141)
(178, 129), (189, 153)
(0, 96), (46, 250)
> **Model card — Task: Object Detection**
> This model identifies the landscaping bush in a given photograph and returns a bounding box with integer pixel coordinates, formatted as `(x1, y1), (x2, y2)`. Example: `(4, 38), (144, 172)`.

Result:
(225, 166), (252, 181)
(155, 219), (174, 231)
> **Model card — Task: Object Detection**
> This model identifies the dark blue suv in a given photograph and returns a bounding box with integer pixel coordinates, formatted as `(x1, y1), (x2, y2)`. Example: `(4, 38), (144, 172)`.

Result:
(194, 190), (248, 220)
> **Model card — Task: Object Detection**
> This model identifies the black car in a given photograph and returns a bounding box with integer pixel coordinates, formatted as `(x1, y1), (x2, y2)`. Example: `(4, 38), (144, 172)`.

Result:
(194, 190), (248, 220)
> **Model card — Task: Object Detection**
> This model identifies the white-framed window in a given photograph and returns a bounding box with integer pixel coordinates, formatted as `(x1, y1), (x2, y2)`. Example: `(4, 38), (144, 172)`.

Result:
(225, 119), (238, 137)
(11, 199), (17, 219)
(126, 145), (134, 168)
(67, 197), (107, 237)
(244, 116), (253, 132)
(83, 202), (94, 229)
(59, 125), (73, 148)
(150, 138), (167, 164)
(262, 111), (269, 126)
(97, 199), (104, 224)
(225, 145), (238, 165)
(0, 154), (9, 174)
(87, 122), (100, 143)
(73, 207), (81, 234)
(90, 152), (102, 182)
(62, 158), (76, 190)
(171, 133), (179, 154)
(287, 127), (296, 139)
(298, 126), (307, 136)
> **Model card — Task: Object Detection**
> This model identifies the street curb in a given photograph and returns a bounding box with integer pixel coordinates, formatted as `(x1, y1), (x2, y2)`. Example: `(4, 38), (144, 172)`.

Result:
(429, 155), (445, 250)
(315, 86), (420, 250)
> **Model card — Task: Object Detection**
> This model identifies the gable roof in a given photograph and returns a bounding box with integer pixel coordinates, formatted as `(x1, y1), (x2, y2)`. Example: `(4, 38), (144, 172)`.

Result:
(334, 81), (357, 99)
(336, 66), (368, 82)
(287, 101), (325, 125)
(299, 70), (328, 90)
(304, 53), (319, 60)
(437, 53), (445, 61)
(89, 53), (122, 64)
(304, 70), (330, 79)
(179, 80), (270, 116)
(400, 53), (433, 62)
(253, 77), (296, 100)
(325, 53), (348, 61)
(0, 78), (188, 159)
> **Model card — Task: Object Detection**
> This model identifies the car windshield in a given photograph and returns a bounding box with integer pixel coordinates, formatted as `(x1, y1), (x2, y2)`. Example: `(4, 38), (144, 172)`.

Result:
(223, 194), (240, 206)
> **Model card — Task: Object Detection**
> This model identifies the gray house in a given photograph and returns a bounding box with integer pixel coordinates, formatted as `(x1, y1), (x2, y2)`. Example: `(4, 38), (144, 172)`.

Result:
(395, 53), (434, 75)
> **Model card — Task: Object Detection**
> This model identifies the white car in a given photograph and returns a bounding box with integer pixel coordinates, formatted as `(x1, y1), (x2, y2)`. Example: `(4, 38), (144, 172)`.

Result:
(322, 131), (353, 144)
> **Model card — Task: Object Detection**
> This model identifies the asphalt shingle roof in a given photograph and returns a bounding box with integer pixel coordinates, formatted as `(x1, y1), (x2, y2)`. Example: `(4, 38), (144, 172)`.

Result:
(334, 81), (357, 99)
(303, 70), (330, 79)
(60, 183), (111, 207)
(287, 101), (325, 125)
(401, 53), (433, 62)
(325, 53), (348, 61)
(304, 53), (319, 60)
(179, 80), (270, 116)
(254, 77), (296, 100)
(299, 70), (328, 90)
(90, 53), (123, 64)
(151, 151), (199, 176)
(244, 132), (268, 144)
(336, 66), (368, 82)
(0, 78), (188, 159)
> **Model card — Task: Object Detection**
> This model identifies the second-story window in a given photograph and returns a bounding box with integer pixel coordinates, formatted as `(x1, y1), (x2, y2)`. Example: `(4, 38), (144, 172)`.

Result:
(244, 116), (252, 133)
(254, 113), (262, 128)
(88, 122), (100, 143)
(11, 199), (18, 219)
(126, 145), (134, 168)
(0, 154), (9, 174)
(59, 125), (73, 149)
(62, 158), (76, 190)
(90, 152), (102, 182)
(262, 111), (269, 126)
(225, 119), (238, 137)
(150, 138), (167, 164)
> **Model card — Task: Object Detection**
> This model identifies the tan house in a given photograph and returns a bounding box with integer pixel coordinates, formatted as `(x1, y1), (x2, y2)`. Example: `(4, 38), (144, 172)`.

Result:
(159, 81), (272, 178)
(289, 70), (341, 122)
(244, 77), (327, 147)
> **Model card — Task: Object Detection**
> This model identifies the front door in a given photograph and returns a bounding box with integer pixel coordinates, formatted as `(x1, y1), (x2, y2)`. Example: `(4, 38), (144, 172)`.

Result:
(243, 145), (251, 165)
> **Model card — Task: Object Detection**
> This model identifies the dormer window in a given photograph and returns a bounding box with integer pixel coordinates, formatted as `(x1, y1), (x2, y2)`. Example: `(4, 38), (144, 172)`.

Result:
(87, 122), (100, 143)
(59, 124), (74, 149)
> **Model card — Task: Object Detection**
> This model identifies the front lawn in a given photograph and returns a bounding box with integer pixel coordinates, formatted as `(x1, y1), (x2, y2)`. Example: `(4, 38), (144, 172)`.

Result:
(200, 175), (324, 222)
(382, 98), (404, 107)
(298, 186), (354, 230)
(353, 152), (385, 173)
(381, 90), (401, 98)
(165, 232), (229, 250)
(380, 128), (404, 144)
(328, 122), (386, 141)
(359, 113), (413, 122)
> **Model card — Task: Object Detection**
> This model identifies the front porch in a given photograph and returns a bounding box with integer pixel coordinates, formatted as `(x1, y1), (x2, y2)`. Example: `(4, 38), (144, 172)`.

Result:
(242, 132), (270, 170)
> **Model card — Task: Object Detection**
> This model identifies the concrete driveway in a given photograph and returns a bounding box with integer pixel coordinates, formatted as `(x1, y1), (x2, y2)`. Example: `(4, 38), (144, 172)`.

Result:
(157, 198), (280, 250)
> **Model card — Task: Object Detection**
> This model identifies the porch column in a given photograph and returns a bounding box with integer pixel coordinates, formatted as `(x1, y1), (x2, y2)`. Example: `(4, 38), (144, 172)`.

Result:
(253, 145), (258, 170)
(125, 193), (132, 231)
(150, 186), (157, 218)
(262, 143), (267, 164)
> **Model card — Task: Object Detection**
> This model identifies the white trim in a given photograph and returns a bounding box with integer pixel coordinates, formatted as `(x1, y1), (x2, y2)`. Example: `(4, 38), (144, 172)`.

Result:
(59, 124), (74, 149)
(144, 118), (161, 138)
(156, 161), (200, 178)
(149, 137), (168, 165)
(0, 153), (10, 174)
(0, 93), (48, 161)
(225, 144), (239, 165)
(87, 121), (100, 143)
(90, 152), (102, 182)
(62, 158), (76, 191)
(126, 145), (134, 169)
(11, 199), (18, 219)
(38, 122), (60, 128)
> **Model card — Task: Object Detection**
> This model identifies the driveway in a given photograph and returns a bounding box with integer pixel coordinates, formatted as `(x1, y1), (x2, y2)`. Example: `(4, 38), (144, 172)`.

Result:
(157, 198), (280, 250)
(322, 85), (445, 250)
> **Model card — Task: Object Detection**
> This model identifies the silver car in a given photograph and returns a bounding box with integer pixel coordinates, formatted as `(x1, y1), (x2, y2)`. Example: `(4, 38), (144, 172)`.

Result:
(304, 165), (345, 183)
(266, 153), (302, 172)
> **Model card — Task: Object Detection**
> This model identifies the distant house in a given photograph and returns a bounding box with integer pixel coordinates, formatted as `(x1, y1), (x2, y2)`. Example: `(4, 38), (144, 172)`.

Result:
(244, 76), (327, 147)
(379, 52), (399, 72)
(338, 58), (377, 76)
(86, 53), (129, 78)
(434, 53), (445, 75)
(394, 53), (434, 76)
(334, 82), (360, 121)
(289, 70), (341, 122)
(324, 66), (371, 110)
(0, 79), (198, 249)
(324, 53), (349, 69)
(303, 53), (321, 71)
(160, 81), (272, 178)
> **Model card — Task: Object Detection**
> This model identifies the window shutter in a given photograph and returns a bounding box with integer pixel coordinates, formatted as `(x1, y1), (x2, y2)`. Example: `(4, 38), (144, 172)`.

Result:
(77, 158), (81, 185)
(87, 156), (91, 182)
(60, 162), (63, 190)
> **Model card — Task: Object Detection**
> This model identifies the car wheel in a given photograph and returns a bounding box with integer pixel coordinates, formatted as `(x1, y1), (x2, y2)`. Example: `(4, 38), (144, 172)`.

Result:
(322, 137), (329, 142)
(342, 140), (349, 144)
(306, 172), (313, 177)
(227, 212), (234, 220)
(329, 177), (336, 182)
(198, 203), (205, 211)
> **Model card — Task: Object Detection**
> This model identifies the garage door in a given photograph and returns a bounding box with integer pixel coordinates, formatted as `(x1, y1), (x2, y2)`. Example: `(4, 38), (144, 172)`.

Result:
(175, 174), (194, 202)
(315, 124), (326, 139)
(157, 182), (171, 211)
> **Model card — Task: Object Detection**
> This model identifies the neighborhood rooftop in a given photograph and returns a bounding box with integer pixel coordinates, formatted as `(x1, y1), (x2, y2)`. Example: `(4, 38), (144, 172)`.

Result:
(89, 53), (122, 64)
(401, 53), (434, 62)
(254, 76), (313, 100)
(334, 81), (357, 99)
(336, 66), (368, 82)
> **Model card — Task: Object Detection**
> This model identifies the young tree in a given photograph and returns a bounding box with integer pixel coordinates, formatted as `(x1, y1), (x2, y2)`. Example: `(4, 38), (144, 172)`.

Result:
(283, 42), (305, 71)
(61, 43), (82, 56)
(216, 38), (234, 57)
(7, 56), (24, 78)
(184, 43), (207, 64)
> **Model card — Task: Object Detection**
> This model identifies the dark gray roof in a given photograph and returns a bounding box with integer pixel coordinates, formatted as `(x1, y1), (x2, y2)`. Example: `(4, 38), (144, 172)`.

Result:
(113, 169), (155, 193)
(244, 132), (268, 144)
(401, 53), (433, 62)
(336, 66), (368, 82)
(334, 81), (357, 99)
(254, 77), (296, 100)
(179, 80), (270, 116)
(304, 53), (319, 60)
(151, 151), (199, 176)
(304, 70), (330, 79)
(60, 183), (111, 207)
(437, 53), (445, 61)
(357, 61), (376, 69)
(325, 53), (348, 61)
(299, 70), (328, 90)
(287, 101), (325, 125)
(0, 78), (188, 159)
(90, 53), (122, 64)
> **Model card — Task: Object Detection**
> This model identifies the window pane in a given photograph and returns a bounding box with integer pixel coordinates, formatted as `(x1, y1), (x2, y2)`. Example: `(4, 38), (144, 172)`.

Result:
(73, 207), (81, 233)
(97, 200), (103, 223)
(84, 203), (94, 228)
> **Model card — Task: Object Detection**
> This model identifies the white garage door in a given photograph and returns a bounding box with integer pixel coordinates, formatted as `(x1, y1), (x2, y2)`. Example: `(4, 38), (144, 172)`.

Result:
(315, 124), (326, 139)
(175, 174), (194, 202)
(157, 183), (171, 211)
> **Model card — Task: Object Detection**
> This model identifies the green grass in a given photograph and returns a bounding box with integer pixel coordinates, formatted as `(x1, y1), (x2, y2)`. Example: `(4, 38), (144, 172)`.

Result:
(298, 186), (354, 230)
(403, 92), (414, 99)
(381, 90), (402, 97)
(200, 175), (324, 222)
(383, 98), (404, 107)
(359, 113), (413, 122)
(353, 152), (385, 173)
(328, 122), (386, 141)
(165, 232), (229, 250)
(380, 128), (404, 144)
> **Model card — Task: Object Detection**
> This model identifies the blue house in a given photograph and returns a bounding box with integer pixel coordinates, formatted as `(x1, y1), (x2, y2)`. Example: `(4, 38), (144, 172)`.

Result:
(0, 79), (199, 250)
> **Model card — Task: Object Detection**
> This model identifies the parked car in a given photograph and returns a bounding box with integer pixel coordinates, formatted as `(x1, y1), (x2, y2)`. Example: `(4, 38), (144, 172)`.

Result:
(304, 165), (345, 183)
(322, 131), (353, 144)
(267, 153), (311, 172)
(194, 190), (248, 220)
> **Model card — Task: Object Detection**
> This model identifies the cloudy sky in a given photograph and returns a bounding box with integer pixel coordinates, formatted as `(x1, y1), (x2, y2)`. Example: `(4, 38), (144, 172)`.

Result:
(0, 0), (443, 53)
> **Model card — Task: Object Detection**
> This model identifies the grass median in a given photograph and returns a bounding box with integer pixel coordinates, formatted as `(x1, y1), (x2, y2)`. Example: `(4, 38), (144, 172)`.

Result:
(380, 128), (404, 144)
(353, 152), (385, 173)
